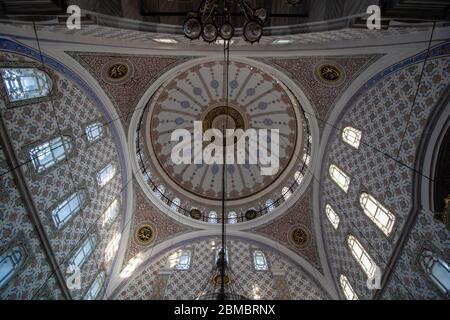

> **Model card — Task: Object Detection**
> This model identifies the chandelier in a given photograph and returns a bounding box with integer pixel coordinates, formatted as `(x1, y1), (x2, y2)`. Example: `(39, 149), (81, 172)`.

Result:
(196, 249), (248, 300)
(183, 0), (268, 44)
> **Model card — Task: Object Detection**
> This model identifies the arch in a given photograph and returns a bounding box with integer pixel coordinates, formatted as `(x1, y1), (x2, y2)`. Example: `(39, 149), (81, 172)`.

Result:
(107, 231), (336, 299)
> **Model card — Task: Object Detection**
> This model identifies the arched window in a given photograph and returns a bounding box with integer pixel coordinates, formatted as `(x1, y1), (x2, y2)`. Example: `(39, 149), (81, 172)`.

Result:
(52, 192), (84, 229)
(0, 246), (25, 288)
(101, 199), (119, 228)
(97, 163), (116, 187)
(208, 211), (217, 223)
(329, 164), (350, 192)
(105, 233), (121, 263)
(84, 271), (105, 300)
(215, 246), (229, 265)
(69, 235), (96, 270)
(359, 193), (395, 236)
(1, 68), (52, 102)
(347, 235), (377, 278)
(342, 127), (362, 149)
(339, 275), (358, 300)
(171, 198), (181, 212)
(176, 250), (191, 270)
(266, 200), (275, 212)
(282, 187), (292, 200)
(228, 211), (237, 224)
(253, 250), (268, 271)
(303, 153), (311, 166)
(155, 185), (165, 199)
(86, 123), (104, 142)
(29, 136), (72, 172)
(325, 204), (340, 230)
(294, 171), (303, 184)
(420, 250), (450, 294)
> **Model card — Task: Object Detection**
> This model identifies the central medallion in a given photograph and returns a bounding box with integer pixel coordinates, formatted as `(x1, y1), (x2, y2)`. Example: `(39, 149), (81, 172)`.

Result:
(202, 106), (246, 132)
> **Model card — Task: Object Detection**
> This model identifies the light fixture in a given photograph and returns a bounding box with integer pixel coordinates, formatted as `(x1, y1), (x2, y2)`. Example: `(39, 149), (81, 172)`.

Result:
(202, 23), (219, 42)
(183, 0), (268, 44)
(220, 21), (234, 40)
(243, 20), (263, 44)
(183, 15), (202, 40)
(287, 0), (304, 5)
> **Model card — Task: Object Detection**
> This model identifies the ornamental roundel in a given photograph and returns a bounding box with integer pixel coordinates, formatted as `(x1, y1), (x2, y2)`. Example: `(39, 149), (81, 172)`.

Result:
(315, 63), (345, 86)
(245, 209), (258, 221)
(135, 223), (156, 245)
(102, 59), (134, 84)
(212, 274), (230, 286)
(108, 63), (128, 80)
(190, 208), (202, 220)
(288, 226), (310, 249)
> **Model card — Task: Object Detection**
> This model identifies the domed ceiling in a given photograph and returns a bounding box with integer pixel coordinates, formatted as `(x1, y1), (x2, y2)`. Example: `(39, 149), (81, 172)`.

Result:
(134, 59), (312, 222)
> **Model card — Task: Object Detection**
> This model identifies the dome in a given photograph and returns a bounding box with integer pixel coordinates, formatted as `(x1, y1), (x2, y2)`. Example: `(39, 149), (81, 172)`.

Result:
(0, 1), (448, 303)
(133, 60), (313, 223)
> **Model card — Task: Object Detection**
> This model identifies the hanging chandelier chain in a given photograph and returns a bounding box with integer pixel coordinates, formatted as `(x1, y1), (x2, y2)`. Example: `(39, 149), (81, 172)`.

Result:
(183, 0), (276, 43)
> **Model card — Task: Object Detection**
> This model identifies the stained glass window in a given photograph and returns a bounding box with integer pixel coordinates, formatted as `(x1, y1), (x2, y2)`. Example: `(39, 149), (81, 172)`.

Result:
(325, 204), (340, 230)
(342, 127), (362, 149)
(97, 163), (116, 187)
(266, 200), (275, 212)
(176, 250), (191, 270)
(347, 235), (377, 278)
(171, 198), (181, 212)
(84, 271), (105, 300)
(29, 136), (72, 172)
(52, 192), (84, 229)
(282, 187), (292, 200)
(339, 274), (358, 300)
(420, 250), (450, 295)
(0, 246), (24, 288)
(360, 193), (395, 236)
(228, 211), (237, 224)
(208, 211), (217, 223)
(1, 68), (52, 102)
(69, 235), (96, 269)
(86, 123), (103, 142)
(253, 250), (268, 271)
(102, 199), (119, 228)
(329, 164), (350, 192)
